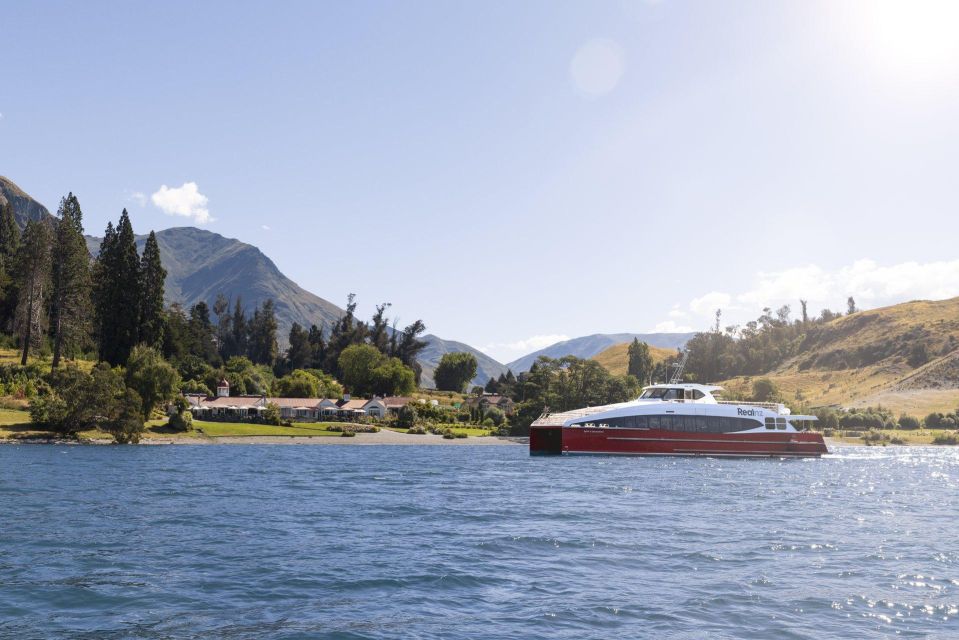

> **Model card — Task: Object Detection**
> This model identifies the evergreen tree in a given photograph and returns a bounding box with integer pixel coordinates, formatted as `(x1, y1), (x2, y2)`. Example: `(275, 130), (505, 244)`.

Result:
(627, 338), (654, 384)
(229, 297), (247, 359)
(248, 299), (278, 365)
(391, 319), (428, 384)
(847, 296), (858, 315)
(94, 211), (142, 365)
(50, 193), (92, 368)
(188, 301), (219, 365)
(92, 221), (117, 361)
(369, 302), (391, 353)
(14, 220), (52, 365)
(139, 231), (166, 348)
(285, 322), (311, 372)
(0, 202), (21, 329)
(308, 324), (326, 369)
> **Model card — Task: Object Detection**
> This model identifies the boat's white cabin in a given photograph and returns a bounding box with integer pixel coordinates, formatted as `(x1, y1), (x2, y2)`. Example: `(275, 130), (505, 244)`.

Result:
(637, 383), (722, 404)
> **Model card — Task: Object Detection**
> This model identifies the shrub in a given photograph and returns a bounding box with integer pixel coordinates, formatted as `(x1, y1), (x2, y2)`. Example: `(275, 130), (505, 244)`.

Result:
(407, 426), (427, 434)
(932, 433), (959, 445)
(167, 410), (193, 432)
(442, 430), (455, 439)
(898, 414), (921, 430)
(340, 430), (356, 437)
(485, 407), (506, 427)
(752, 378), (780, 402)
(454, 431), (468, 439)
(890, 437), (906, 445)
(262, 402), (281, 426)
(482, 417), (495, 428)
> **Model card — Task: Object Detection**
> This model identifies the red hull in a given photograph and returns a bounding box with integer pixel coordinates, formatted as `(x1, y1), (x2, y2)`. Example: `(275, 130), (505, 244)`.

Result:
(530, 426), (828, 457)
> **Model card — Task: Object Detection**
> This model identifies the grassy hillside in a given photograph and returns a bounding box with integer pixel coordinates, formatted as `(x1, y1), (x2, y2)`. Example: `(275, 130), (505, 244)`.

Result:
(592, 343), (679, 377)
(717, 298), (959, 415)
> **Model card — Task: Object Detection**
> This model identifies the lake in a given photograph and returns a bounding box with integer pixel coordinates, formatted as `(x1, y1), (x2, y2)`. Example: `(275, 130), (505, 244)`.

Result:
(1, 444), (958, 639)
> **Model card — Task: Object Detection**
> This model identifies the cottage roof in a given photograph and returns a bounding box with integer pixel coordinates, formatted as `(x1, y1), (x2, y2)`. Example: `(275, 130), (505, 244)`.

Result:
(382, 396), (413, 408)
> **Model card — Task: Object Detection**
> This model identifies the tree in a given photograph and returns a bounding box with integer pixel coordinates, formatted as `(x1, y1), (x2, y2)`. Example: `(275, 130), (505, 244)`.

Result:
(847, 296), (857, 315)
(370, 357), (416, 396)
(262, 401), (281, 425)
(50, 193), (92, 368)
(627, 339), (654, 384)
(93, 210), (142, 365)
(188, 301), (219, 364)
(14, 220), (52, 365)
(275, 369), (321, 397)
(434, 352), (477, 392)
(799, 299), (809, 324)
(285, 322), (311, 372)
(0, 201), (21, 329)
(108, 388), (145, 444)
(751, 377), (780, 402)
(248, 299), (278, 365)
(391, 319), (428, 382)
(125, 345), (181, 420)
(338, 343), (385, 396)
(139, 231), (166, 348)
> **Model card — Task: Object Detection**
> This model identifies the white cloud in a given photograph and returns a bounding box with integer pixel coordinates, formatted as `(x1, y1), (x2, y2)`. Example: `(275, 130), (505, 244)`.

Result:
(668, 305), (688, 319)
(689, 291), (732, 317)
(480, 334), (570, 361)
(129, 191), (147, 207)
(678, 259), (959, 326)
(570, 39), (625, 97)
(261, 224), (271, 231)
(650, 320), (694, 333)
(150, 182), (213, 224)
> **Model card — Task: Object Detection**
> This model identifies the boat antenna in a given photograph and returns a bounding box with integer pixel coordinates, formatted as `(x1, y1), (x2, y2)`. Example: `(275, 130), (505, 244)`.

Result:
(669, 350), (689, 384)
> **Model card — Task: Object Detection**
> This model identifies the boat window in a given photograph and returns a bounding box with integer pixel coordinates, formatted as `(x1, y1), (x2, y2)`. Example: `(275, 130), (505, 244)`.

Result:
(640, 388), (668, 399)
(691, 390), (705, 400)
(662, 388), (683, 401)
(765, 417), (776, 430)
(776, 418), (787, 430)
(649, 415), (661, 429)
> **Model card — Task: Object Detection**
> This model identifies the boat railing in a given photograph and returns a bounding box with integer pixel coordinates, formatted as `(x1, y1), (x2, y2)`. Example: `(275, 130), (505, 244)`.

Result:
(716, 400), (786, 412)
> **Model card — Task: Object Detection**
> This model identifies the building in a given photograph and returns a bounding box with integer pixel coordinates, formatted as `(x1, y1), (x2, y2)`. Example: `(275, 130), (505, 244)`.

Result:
(184, 380), (387, 422)
(463, 393), (515, 415)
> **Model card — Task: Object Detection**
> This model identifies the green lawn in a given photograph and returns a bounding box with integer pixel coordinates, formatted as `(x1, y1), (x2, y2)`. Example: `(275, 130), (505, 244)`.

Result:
(0, 408), (44, 439)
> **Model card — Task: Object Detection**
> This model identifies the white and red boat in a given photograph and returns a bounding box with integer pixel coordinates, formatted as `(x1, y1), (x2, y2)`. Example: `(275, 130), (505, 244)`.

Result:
(529, 383), (827, 458)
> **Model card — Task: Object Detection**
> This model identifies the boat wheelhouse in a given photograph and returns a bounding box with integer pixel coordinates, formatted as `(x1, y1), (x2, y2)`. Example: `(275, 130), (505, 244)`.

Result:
(529, 383), (827, 458)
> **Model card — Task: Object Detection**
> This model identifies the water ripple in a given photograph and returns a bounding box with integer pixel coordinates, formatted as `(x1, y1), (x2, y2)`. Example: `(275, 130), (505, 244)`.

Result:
(3, 444), (959, 638)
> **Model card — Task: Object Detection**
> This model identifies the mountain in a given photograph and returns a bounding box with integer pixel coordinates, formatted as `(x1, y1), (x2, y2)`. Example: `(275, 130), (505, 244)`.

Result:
(592, 342), (681, 376)
(0, 176), (54, 226)
(717, 297), (959, 416)
(2, 176), (498, 385)
(506, 332), (695, 373)
(81, 227), (345, 341)
(418, 335), (508, 389)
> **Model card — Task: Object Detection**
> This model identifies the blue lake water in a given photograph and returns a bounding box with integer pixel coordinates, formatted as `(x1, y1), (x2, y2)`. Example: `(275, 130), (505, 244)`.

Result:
(2, 444), (959, 639)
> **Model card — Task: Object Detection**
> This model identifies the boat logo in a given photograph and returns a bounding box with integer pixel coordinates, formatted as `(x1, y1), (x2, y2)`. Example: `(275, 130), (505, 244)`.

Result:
(737, 407), (763, 417)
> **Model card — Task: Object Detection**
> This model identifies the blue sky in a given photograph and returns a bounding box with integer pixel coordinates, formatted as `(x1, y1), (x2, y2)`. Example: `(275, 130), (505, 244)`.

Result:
(2, 1), (959, 363)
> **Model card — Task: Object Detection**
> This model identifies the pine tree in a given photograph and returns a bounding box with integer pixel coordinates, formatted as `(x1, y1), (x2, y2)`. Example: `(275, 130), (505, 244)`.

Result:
(139, 231), (166, 348)
(308, 324), (326, 369)
(248, 299), (278, 365)
(0, 202), (21, 329)
(92, 222), (117, 362)
(229, 297), (247, 359)
(188, 301), (218, 364)
(15, 220), (52, 365)
(93, 210), (143, 365)
(286, 322), (311, 372)
(50, 193), (92, 368)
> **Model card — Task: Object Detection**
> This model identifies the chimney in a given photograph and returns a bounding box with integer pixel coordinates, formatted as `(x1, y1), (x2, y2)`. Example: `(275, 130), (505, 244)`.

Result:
(217, 378), (230, 398)
(342, 391), (351, 402)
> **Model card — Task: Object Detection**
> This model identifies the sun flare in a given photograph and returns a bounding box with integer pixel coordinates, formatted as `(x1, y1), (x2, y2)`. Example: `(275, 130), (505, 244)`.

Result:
(854, 0), (959, 78)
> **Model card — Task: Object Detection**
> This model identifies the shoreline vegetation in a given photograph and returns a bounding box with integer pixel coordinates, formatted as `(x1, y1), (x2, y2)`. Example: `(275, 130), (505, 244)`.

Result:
(0, 409), (522, 445)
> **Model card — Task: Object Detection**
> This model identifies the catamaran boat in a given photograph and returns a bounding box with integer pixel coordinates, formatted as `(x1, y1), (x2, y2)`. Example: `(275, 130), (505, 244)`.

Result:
(529, 383), (828, 458)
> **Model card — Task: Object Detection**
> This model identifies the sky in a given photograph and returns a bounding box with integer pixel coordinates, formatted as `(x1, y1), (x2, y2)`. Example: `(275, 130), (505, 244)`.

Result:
(2, 0), (959, 363)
